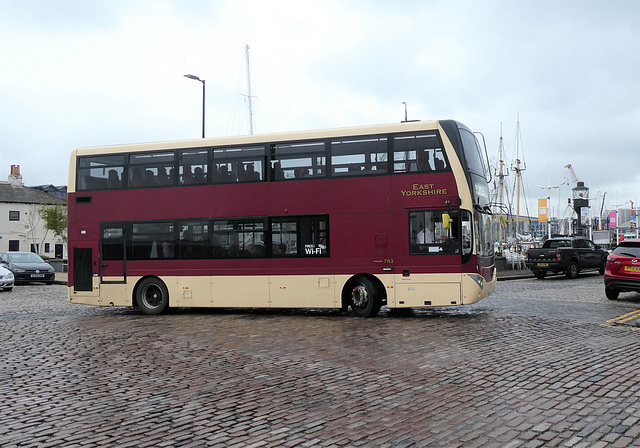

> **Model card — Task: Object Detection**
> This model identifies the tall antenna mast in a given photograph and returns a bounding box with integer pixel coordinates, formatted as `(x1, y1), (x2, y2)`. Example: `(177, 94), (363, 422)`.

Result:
(245, 44), (255, 135)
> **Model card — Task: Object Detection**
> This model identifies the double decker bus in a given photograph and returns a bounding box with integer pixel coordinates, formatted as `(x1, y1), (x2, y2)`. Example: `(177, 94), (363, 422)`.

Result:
(68, 120), (495, 317)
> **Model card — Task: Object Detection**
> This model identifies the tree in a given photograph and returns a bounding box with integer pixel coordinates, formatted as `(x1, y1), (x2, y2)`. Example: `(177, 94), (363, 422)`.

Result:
(24, 204), (46, 254)
(39, 204), (68, 245)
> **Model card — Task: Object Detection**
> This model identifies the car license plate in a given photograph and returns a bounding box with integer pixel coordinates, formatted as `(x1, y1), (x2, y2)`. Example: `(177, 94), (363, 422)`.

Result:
(624, 266), (640, 272)
(31, 274), (45, 278)
(537, 263), (549, 267)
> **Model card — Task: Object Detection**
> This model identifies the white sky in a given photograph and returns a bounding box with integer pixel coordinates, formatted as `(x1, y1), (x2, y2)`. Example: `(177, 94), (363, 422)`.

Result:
(1, 0), (638, 218)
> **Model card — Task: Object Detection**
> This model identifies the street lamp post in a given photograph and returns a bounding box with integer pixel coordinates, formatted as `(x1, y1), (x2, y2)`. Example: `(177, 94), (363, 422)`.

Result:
(184, 74), (205, 138)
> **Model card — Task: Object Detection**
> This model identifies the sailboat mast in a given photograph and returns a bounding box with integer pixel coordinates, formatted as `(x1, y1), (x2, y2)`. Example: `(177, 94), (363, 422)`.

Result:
(512, 115), (525, 252)
(245, 44), (254, 135)
(515, 158), (521, 250)
(547, 170), (552, 239)
(497, 123), (506, 254)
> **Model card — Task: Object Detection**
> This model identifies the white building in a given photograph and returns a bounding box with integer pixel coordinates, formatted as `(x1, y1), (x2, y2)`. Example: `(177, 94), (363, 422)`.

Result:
(0, 165), (67, 259)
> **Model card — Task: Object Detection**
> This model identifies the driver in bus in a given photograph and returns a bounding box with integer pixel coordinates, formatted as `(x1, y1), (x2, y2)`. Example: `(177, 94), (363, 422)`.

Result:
(417, 220), (436, 244)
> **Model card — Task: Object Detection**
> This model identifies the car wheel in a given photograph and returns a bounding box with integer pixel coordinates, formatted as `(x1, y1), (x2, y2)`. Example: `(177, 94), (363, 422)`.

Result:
(533, 269), (547, 279)
(598, 262), (606, 275)
(136, 277), (169, 315)
(566, 261), (579, 279)
(605, 285), (619, 300)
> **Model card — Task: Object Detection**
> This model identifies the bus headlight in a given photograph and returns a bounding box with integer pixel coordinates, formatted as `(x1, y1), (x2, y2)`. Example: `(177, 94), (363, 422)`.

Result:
(469, 274), (484, 290)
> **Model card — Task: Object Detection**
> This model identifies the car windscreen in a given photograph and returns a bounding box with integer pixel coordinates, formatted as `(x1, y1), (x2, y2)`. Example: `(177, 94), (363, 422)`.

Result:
(613, 244), (640, 257)
(545, 240), (571, 248)
(8, 253), (45, 263)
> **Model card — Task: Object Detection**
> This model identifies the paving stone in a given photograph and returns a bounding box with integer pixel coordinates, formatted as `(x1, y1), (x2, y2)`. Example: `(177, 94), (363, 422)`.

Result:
(2, 278), (640, 447)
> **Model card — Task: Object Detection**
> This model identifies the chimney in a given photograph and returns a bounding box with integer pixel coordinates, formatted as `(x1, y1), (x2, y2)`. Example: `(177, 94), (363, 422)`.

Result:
(8, 165), (23, 188)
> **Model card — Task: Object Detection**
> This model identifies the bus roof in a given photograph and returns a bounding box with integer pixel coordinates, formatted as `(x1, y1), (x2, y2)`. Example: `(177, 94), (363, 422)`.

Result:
(72, 120), (453, 156)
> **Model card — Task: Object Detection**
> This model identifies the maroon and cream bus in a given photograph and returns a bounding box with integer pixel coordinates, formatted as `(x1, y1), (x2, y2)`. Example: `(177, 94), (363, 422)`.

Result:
(67, 120), (495, 317)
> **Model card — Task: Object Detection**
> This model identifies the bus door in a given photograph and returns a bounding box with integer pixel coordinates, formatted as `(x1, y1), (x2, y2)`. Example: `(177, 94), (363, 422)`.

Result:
(72, 247), (94, 292)
(100, 223), (127, 284)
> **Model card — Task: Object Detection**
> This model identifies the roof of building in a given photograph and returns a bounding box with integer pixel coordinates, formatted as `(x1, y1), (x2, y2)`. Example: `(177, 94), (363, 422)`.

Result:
(0, 183), (67, 205)
(30, 184), (67, 192)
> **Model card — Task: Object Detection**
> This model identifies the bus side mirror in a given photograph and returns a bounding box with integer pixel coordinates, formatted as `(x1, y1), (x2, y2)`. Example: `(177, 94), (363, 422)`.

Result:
(442, 213), (452, 229)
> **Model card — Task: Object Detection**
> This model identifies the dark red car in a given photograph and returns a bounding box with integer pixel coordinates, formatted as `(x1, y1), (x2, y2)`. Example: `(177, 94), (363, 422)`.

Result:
(604, 239), (640, 300)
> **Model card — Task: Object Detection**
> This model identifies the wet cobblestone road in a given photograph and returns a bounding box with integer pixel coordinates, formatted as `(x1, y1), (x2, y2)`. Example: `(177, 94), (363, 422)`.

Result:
(1, 274), (639, 447)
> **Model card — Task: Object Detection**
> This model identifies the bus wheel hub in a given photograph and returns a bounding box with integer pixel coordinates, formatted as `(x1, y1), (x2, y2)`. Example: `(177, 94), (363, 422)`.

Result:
(352, 285), (368, 307)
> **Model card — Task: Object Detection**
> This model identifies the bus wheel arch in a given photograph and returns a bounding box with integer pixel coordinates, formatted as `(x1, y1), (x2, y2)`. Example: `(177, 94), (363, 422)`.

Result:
(134, 276), (170, 315)
(342, 274), (385, 318)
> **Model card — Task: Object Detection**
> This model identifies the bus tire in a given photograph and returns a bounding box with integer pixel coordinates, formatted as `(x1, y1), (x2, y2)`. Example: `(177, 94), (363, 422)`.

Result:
(348, 276), (382, 318)
(136, 277), (169, 315)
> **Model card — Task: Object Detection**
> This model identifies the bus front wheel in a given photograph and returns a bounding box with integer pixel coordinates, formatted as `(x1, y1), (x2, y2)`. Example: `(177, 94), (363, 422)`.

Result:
(349, 276), (382, 318)
(136, 277), (169, 315)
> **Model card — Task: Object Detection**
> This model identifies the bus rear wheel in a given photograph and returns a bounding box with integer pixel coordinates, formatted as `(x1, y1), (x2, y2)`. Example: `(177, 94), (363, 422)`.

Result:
(349, 276), (382, 318)
(136, 277), (169, 315)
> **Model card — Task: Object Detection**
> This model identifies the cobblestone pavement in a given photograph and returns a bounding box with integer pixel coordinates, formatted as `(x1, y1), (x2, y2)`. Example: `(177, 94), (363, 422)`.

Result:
(1, 275), (640, 447)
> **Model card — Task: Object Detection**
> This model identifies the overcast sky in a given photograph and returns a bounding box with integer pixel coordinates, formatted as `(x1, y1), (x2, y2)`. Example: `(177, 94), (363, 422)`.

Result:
(1, 0), (638, 219)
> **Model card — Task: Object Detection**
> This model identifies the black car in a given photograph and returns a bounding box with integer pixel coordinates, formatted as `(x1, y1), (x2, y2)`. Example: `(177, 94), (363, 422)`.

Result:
(0, 252), (56, 285)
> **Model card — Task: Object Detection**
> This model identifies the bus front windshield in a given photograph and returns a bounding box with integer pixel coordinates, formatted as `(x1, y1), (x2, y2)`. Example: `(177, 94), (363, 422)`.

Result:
(459, 129), (491, 209)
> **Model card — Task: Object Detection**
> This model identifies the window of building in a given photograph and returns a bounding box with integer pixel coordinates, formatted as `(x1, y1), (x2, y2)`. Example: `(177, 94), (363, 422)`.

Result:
(8, 240), (19, 251)
(45, 243), (50, 253)
(9, 211), (20, 221)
